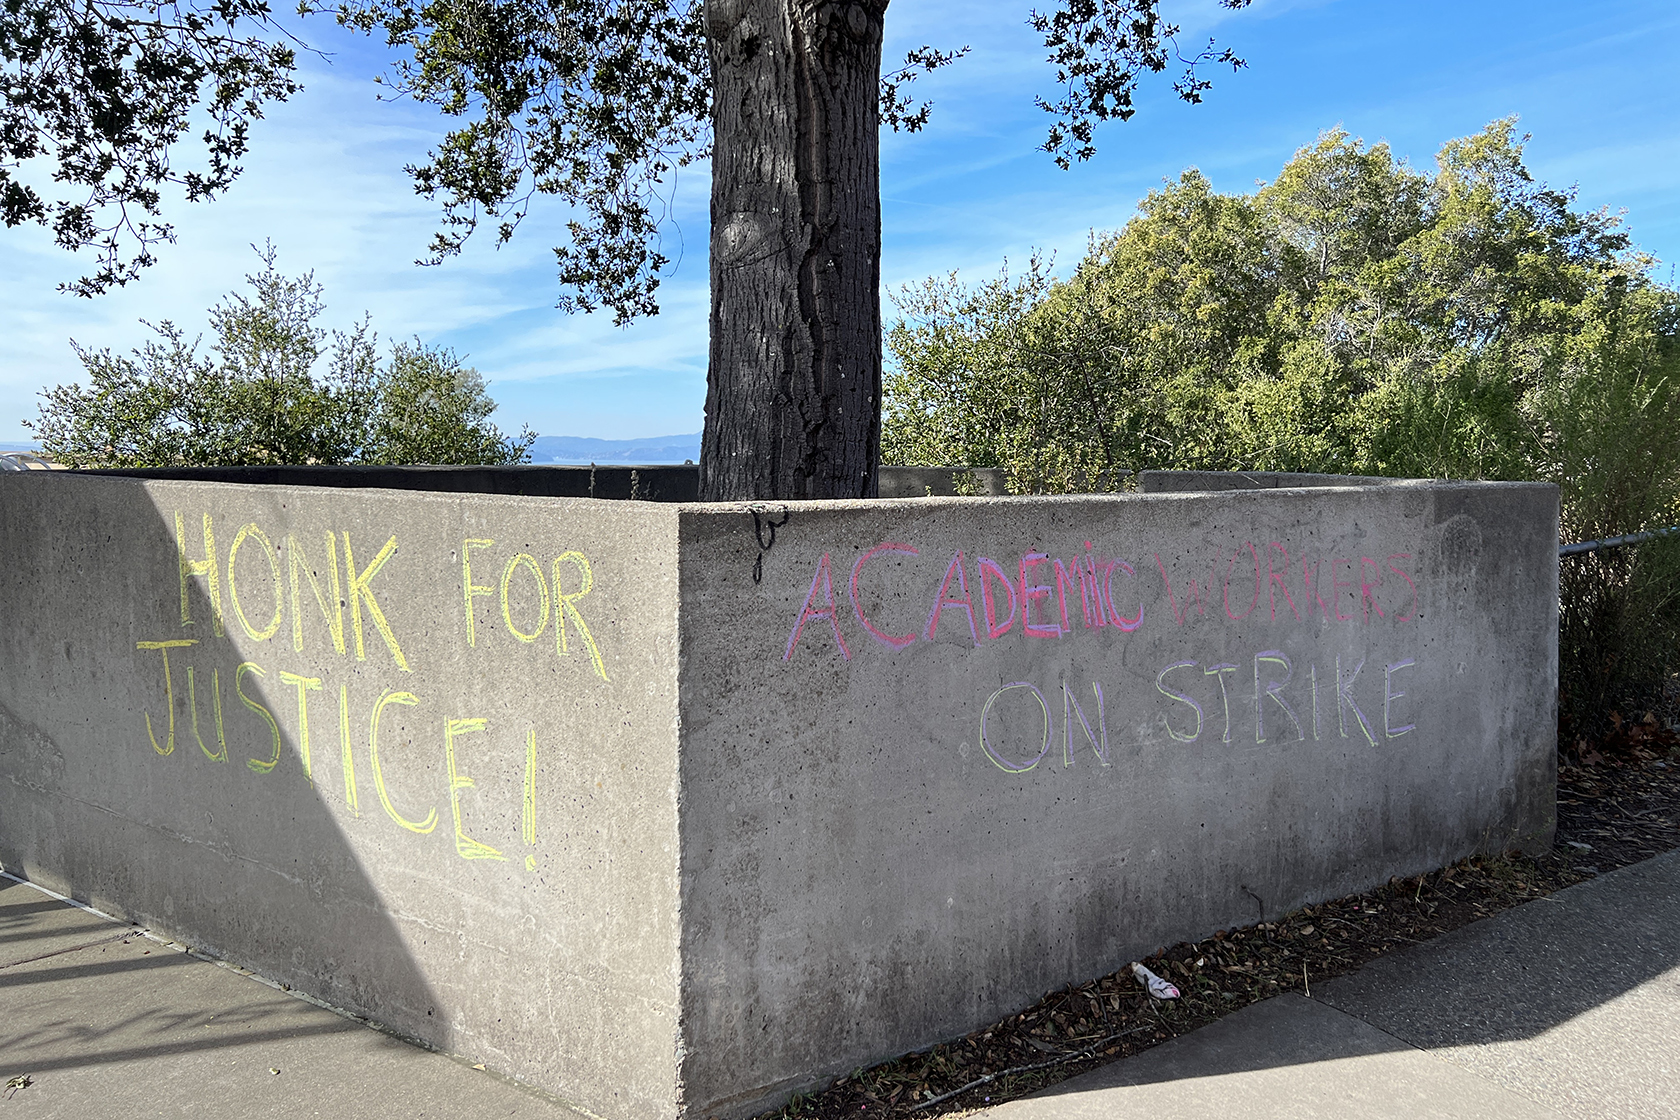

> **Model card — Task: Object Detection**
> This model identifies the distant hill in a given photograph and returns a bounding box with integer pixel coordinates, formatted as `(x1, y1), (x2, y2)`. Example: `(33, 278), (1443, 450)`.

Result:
(526, 433), (701, 465)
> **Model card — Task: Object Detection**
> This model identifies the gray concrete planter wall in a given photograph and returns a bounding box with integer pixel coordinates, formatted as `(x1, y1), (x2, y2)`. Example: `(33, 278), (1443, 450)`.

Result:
(0, 472), (1557, 1118)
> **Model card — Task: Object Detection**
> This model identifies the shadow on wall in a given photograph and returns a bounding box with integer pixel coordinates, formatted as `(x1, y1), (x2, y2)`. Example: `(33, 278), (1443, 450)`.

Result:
(0, 478), (445, 1047)
(1, 471), (683, 1120)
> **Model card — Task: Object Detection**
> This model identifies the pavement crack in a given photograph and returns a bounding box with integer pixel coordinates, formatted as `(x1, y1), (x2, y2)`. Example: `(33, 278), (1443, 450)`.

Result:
(0, 929), (142, 971)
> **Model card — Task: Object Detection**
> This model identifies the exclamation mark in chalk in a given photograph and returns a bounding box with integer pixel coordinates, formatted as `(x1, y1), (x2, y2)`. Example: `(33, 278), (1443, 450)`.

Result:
(523, 729), (538, 871)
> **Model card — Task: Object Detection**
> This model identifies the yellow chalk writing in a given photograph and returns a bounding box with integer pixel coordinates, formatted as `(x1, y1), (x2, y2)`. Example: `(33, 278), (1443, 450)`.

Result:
(229, 523), (283, 642)
(339, 684), (359, 816)
(137, 639), (196, 756)
(175, 512), (223, 636)
(445, 718), (506, 862)
(279, 671), (322, 784)
(523, 728), (537, 872)
(344, 532), (410, 672)
(236, 661), (281, 774)
(522, 729), (537, 845)
(188, 666), (227, 762)
(500, 553), (550, 643)
(369, 689), (437, 834)
(289, 532), (346, 655)
(461, 538), (496, 647)
(553, 551), (608, 681)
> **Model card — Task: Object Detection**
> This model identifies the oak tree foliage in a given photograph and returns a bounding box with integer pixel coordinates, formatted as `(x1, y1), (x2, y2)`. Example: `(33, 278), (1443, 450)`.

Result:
(1, 0), (301, 294)
(1031, 0), (1250, 169)
(309, 0), (1248, 324)
(4, 0), (1251, 317)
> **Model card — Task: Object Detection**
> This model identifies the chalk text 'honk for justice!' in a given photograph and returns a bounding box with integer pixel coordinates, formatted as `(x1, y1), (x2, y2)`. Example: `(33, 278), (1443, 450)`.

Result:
(130, 511), (615, 871)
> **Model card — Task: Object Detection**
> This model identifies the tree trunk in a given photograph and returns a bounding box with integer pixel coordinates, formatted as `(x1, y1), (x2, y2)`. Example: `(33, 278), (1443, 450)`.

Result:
(699, 0), (886, 501)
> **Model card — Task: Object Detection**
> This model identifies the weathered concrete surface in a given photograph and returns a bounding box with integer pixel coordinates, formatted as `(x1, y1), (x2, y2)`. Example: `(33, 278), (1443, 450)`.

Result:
(674, 481), (1558, 1113)
(0, 474), (682, 1119)
(0, 472), (1558, 1119)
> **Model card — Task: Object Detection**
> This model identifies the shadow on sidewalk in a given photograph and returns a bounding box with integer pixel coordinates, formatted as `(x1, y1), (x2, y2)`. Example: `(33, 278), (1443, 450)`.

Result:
(1029, 850), (1680, 1094)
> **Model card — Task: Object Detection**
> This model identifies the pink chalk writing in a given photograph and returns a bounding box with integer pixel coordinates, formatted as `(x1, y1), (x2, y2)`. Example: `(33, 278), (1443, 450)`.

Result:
(777, 536), (1423, 662)
(1155, 552), (1212, 626)
(1268, 544), (1300, 622)
(1386, 555), (1419, 622)
(1053, 557), (1087, 632)
(784, 553), (851, 661)
(1359, 558), (1386, 623)
(1305, 556), (1331, 620)
(1224, 543), (1262, 621)
(925, 550), (980, 646)
(850, 542), (920, 650)
(979, 557), (1017, 640)
(1019, 553), (1060, 638)
(1105, 558), (1144, 631)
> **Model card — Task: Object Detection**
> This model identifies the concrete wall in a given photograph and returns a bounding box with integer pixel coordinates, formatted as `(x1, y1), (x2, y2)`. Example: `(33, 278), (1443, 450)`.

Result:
(0, 474), (683, 1119)
(0, 472), (1559, 1119)
(673, 480), (1558, 1114)
(876, 467), (1012, 497)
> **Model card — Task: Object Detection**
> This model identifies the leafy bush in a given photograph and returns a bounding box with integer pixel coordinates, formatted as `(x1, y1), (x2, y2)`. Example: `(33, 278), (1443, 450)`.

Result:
(27, 246), (533, 468)
(884, 120), (1680, 743)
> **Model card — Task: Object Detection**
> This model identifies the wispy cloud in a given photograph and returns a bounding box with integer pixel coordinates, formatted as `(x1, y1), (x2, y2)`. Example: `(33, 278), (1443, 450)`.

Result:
(5, 0), (1678, 441)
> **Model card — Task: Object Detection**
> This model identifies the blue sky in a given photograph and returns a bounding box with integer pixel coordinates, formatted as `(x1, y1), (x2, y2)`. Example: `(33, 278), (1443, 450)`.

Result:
(4, 0), (1679, 443)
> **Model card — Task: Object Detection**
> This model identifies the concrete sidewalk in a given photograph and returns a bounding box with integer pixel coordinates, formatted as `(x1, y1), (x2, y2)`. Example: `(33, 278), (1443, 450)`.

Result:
(0, 874), (570, 1118)
(3, 851), (1678, 1119)
(981, 849), (1680, 1120)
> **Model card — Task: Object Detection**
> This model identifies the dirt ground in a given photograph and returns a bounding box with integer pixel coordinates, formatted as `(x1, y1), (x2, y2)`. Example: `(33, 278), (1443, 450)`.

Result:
(761, 719), (1680, 1120)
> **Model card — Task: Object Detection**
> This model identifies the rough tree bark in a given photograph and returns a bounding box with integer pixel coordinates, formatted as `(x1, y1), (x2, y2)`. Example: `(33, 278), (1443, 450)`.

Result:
(700, 0), (887, 501)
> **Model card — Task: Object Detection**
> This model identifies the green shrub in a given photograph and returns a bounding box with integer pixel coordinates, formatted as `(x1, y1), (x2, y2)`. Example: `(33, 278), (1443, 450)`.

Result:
(884, 120), (1680, 743)
(27, 245), (533, 468)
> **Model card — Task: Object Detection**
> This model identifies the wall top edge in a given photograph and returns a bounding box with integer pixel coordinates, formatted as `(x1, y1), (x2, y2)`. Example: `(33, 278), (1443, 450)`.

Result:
(668, 478), (1558, 515)
(0, 470), (1559, 508)
(0, 470), (685, 513)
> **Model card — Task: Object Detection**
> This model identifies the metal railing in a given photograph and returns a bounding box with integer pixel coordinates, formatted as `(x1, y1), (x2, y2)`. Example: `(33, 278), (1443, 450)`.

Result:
(0, 452), (53, 471)
(1560, 525), (1680, 558)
